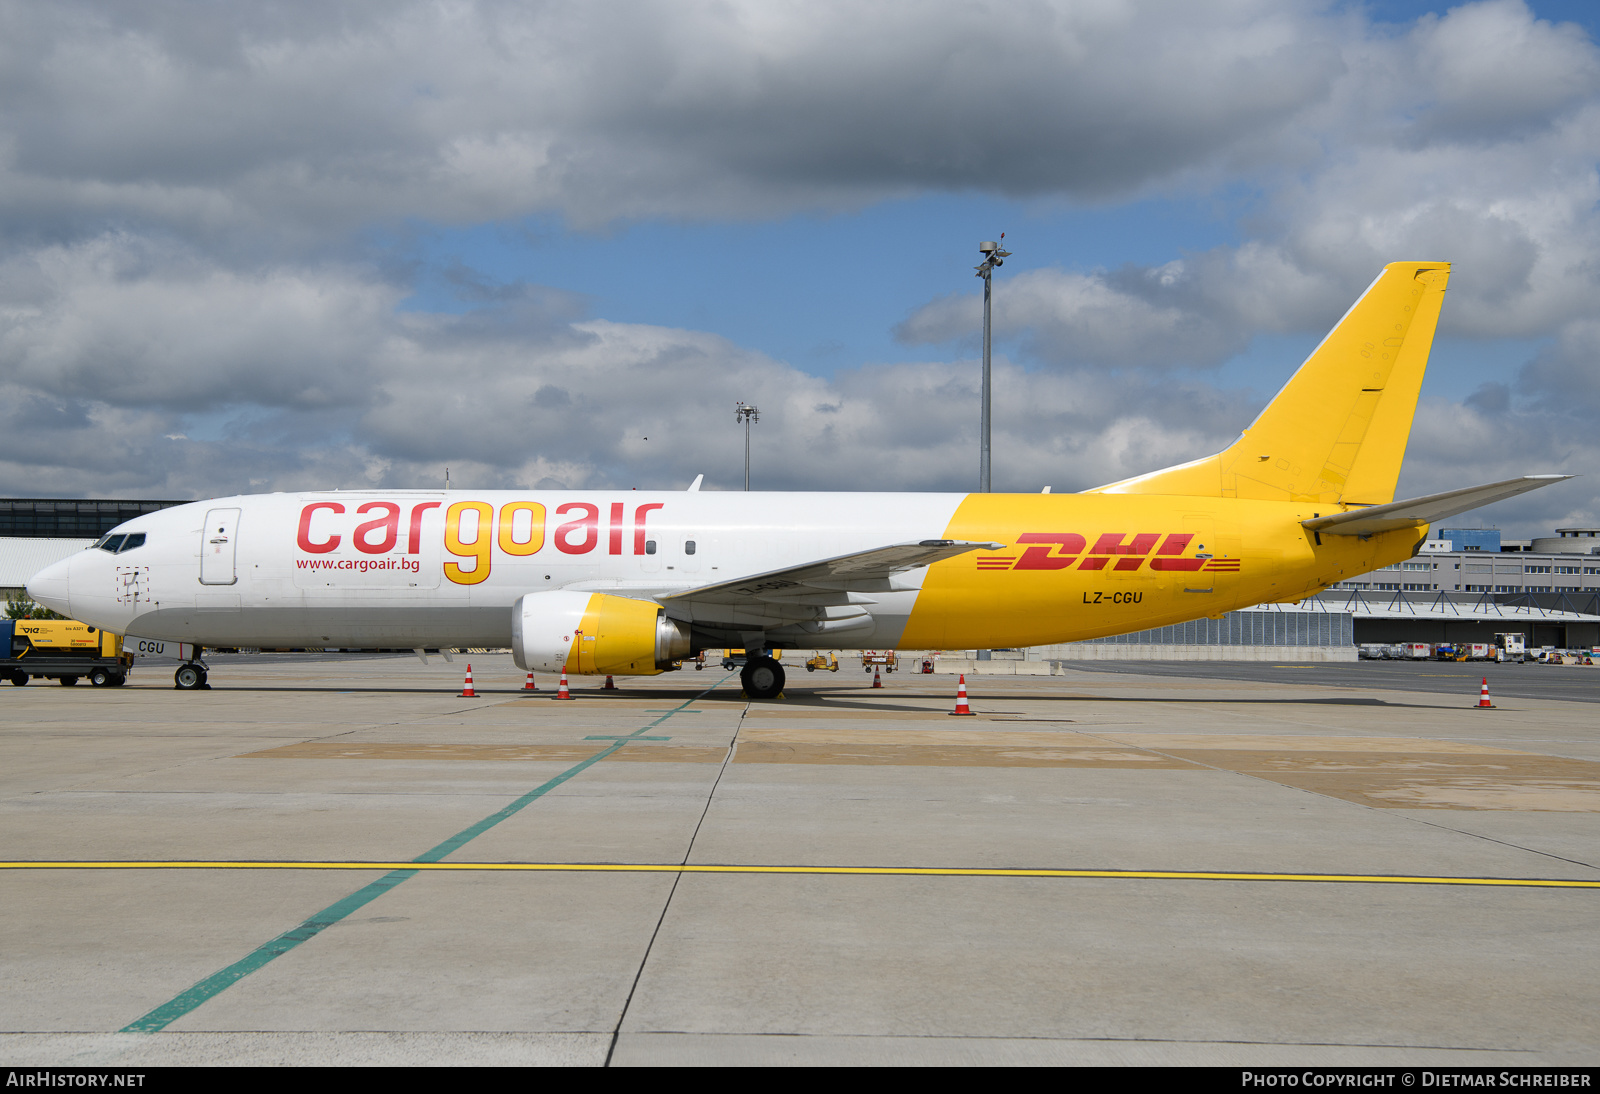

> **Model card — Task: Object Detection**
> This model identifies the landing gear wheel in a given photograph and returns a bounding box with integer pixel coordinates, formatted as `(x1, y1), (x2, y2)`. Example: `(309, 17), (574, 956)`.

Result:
(741, 656), (786, 700)
(89, 668), (110, 687)
(174, 664), (207, 690)
(60, 676), (79, 686)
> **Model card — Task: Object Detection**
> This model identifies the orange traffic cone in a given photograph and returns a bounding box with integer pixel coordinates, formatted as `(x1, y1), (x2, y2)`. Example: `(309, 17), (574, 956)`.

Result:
(1476, 677), (1494, 709)
(522, 671), (537, 691)
(949, 673), (974, 716)
(554, 669), (574, 700)
(603, 675), (616, 690)
(459, 664), (477, 698)
(872, 666), (883, 688)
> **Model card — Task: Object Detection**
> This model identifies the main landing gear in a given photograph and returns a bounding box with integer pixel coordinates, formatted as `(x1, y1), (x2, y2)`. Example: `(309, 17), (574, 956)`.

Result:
(740, 655), (785, 700)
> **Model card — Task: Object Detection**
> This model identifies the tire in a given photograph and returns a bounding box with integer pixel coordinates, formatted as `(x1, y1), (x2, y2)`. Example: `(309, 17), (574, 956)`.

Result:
(60, 676), (79, 687)
(109, 674), (127, 687)
(89, 668), (110, 687)
(740, 657), (786, 700)
(174, 664), (204, 690)
(806, 665), (816, 672)
(7, 672), (25, 686)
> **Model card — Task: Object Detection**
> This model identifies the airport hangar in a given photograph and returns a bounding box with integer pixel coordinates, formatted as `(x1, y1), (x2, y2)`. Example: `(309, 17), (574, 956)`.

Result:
(2, 498), (1597, 659)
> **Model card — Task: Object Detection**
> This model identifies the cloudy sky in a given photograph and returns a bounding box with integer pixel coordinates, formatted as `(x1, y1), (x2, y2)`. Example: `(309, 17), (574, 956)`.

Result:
(2, 0), (1597, 537)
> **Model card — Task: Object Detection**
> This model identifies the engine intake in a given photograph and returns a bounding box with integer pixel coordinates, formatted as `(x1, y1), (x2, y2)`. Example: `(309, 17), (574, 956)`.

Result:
(511, 591), (690, 675)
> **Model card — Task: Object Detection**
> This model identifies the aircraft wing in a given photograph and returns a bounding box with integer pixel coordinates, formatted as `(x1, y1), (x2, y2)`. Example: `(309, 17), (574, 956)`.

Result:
(660, 539), (1002, 616)
(1302, 475), (1574, 537)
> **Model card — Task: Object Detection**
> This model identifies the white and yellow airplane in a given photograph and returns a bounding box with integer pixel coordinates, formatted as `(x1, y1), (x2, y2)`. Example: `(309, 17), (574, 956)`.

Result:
(27, 261), (1569, 695)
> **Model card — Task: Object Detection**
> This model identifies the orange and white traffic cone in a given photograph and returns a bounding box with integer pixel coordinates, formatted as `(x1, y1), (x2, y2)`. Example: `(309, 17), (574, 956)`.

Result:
(554, 669), (574, 700)
(949, 673), (974, 716)
(1476, 677), (1494, 709)
(522, 671), (537, 691)
(872, 666), (883, 688)
(459, 664), (477, 698)
(603, 674), (616, 690)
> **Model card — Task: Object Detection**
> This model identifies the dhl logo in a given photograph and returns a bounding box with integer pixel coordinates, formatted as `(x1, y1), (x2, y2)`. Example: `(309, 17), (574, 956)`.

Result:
(977, 533), (1241, 573)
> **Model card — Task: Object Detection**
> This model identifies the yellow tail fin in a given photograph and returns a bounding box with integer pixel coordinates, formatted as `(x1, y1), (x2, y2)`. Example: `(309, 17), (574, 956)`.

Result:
(1089, 261), (1450, 505)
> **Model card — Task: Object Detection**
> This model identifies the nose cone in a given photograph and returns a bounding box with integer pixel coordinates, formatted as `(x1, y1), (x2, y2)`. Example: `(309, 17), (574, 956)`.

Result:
(27, 556), (72, 618)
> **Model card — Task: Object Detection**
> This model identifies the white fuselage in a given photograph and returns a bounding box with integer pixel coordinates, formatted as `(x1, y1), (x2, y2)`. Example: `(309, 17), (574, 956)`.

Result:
(29, 490), (964, 650)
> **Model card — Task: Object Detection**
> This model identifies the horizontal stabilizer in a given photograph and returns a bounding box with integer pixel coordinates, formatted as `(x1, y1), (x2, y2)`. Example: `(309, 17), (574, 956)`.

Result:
(1302, 476), (1574, 536)
(662, 540), (1002, 607)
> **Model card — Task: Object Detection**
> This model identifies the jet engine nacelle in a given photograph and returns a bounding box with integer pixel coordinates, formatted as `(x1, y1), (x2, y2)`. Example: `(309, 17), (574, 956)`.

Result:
(511, 590), (691, 676)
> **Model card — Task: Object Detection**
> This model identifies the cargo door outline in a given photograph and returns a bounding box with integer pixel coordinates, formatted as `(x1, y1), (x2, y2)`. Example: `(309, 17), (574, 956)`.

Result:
(200, 508), (241, 586)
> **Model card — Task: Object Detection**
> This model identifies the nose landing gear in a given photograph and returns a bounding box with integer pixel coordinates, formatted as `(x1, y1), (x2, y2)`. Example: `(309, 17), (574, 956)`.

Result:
(174, 651), (210, 691)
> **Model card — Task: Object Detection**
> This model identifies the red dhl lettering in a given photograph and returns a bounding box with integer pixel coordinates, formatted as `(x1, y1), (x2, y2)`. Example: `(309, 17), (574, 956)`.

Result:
(982, 532), (1216, 573)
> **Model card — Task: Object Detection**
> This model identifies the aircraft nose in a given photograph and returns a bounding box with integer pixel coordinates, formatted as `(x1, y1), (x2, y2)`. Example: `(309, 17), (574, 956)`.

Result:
(27, 556), (72, 618)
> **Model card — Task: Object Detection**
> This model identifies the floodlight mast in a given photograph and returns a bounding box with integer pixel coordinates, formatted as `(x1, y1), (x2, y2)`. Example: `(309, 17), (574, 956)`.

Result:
(975, 235), (1011, 493)
(735, 402), (760, 491)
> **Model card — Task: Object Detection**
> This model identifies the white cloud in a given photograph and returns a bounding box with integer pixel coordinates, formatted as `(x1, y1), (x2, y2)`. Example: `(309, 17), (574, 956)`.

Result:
(0, 233), (1256, 498)
(0, 1), (1598, 539)
(0, 0), (1347, 238)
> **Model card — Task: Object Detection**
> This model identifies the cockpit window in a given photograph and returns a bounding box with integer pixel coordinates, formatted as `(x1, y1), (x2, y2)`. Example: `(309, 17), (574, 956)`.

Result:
(117, 533), (146, 553)
(98, 534), (126, 553)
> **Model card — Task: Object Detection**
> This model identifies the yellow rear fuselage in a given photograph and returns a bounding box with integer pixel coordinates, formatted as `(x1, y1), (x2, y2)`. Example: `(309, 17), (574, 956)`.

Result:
(903, 493), (1424, 649)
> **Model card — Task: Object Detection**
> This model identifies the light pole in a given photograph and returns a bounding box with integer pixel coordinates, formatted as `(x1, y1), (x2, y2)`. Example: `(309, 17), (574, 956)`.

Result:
(975, 235), (1011, 493)
(735, 401), (760, 491)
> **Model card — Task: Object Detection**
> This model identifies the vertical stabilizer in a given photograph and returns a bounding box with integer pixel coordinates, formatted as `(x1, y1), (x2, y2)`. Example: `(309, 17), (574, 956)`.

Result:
(1089, 261), (1450, 505)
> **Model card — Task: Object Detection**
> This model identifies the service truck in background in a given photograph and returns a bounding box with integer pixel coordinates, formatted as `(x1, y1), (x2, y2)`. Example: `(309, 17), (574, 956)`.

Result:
(2, 620), (133, 687)
(1495, 633), (1527, 663)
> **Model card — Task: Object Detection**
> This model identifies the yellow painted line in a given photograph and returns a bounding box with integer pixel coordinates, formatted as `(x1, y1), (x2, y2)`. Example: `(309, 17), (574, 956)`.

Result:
(3, 861), (1597, 888)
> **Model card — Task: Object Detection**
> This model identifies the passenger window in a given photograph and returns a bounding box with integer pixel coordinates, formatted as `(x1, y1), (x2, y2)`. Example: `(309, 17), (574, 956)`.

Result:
(685, 540), (696, 555)
(645, 540), (656, 555)
(99, 535), (126, 553)
(118, 533), (146, 552)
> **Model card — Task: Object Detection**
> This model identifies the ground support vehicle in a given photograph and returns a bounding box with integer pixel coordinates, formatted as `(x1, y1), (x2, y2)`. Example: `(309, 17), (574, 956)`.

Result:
(861, 650), (898, 673)
(1494, 633), (1526, 663)
(2, 620), (133, 687)
(805, 653), (839, 673)
(720, 648), (747, 671)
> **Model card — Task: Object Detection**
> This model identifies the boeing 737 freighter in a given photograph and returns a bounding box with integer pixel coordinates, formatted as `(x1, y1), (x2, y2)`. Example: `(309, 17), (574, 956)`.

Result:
(26, 261), (1570, 696)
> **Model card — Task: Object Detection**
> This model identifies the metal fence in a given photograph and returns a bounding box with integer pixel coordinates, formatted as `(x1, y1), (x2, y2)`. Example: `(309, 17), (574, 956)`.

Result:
(1083, 611), (1353, 647)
